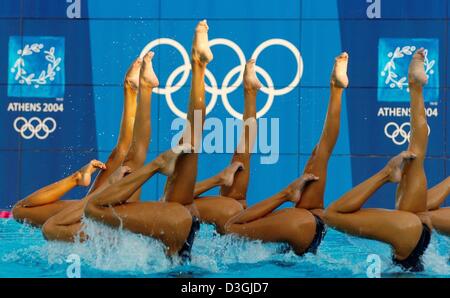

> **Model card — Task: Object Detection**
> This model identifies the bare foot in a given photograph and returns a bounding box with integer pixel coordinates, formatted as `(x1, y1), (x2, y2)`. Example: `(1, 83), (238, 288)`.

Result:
(285, 173), (319, 203)
(243, 59), (262, 91)
(124, 57), (142, 90)
(192, 20), (213, 64)
(218, 162), (244, 187)
(75, 160), (106, 187)
(331, 52), (349, 88)
(408, 48), (428, 86)
(108, 166), (132, 184)
(155, 144), (192, 176)
(140, 51), (159, 88)
(384, 151), (416, 183)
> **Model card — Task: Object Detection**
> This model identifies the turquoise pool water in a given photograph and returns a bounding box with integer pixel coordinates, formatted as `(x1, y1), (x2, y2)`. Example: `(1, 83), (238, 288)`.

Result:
(0, 218), (449, 278)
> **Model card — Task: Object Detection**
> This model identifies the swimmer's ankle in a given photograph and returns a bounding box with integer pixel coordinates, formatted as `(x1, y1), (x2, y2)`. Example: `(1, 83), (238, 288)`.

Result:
(383, 151), (416, 183)
(243, 59), (262, 91)
(330, 52), (349, 88)
(191, 20), (213, 65)
(74, 160), (106, 187)
(408, 48), (428, 86)
(155, 144), (191, 176)
(217, 162), (244, 187)
(139, 51), (159, 88)
(124, 57), (142, 91)
(285, 174), (319, 203)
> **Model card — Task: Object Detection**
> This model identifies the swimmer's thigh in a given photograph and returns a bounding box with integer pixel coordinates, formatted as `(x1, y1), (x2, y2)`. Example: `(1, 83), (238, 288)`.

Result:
(85, 201), (193, 254)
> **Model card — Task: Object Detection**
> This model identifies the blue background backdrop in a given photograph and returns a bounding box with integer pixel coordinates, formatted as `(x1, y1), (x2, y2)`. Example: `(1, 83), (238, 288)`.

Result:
(0, 0), (448, 210)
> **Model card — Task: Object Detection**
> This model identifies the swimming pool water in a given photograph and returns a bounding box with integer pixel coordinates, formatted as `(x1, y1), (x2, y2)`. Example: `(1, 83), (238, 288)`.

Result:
(0, 218), (449, 278)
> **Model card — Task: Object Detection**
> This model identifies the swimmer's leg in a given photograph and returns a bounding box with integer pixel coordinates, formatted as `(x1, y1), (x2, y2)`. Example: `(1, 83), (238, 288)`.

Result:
(87, 200), (192, 256)
(190, 161), (244, 233)
(12, 160), (105, 227)
(41, 58), (145, 239)
(193, 161), (243, 197)
(85, 147), (193, 255)
(163, 20), (212, 214)
(121, 51), (159, 203)
(89, 58), (141, 192)
(396, 48), (429, 214)
(219, 59), (261, 208)
(42, 200), (87, 241)
(224, 174), (319, 254)
(426, 176), (450, 236)
(41, 166), (132, 242)
(324, 152), (424, 261)
(192, 60), (259, 231)
(426, 176), (450, 211)
(194, 197), (244, 234)
(428, 208), (450, 236)
(228, 208), (317, 255)
(297, 53), (348, 212)
(88, 148), (186, 207)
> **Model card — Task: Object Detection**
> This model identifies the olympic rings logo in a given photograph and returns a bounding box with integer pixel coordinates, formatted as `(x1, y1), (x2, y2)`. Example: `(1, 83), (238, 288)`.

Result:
(139, 38), (303, 120)
(13, 117), (57, 140)
(384, 121), (430, 146)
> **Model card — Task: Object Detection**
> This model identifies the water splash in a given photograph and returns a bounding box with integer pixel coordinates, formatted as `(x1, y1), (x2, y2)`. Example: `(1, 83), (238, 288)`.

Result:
(422, 233), (450, 275)
(1, 219), (449, 277)
(190, 224), (283, 273)
(51, 218), (173, 274)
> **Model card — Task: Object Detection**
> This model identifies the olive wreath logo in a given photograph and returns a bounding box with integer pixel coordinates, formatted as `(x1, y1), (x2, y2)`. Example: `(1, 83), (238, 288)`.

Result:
(380, 46), (435, 92)
(10, 43), (62, 89)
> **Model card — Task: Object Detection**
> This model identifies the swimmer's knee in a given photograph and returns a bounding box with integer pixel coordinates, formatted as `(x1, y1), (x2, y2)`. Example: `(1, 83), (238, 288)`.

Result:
(41, 219), (54, 240)
(223, 223), (232, 234)
(84, 199), (101, 219)
(105, 147), (129, 167)
(323, 207), (339, 224)
(222, 200), (244, 219)
(123, 148), (146, 167)
(223, 219), (238, 235)
(324, 200), (340, 213)
(11, 205), (21, 220)
(11, 203), (27, 222)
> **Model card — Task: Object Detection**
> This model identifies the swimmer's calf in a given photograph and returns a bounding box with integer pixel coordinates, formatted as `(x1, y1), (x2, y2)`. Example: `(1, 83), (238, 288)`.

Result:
(180, 282), (215, 296)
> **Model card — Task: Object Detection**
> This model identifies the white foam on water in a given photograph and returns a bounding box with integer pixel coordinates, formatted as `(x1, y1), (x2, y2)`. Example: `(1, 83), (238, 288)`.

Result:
(3, 219), (286, 276)
(190, 224), (282, 273)
(2, 219), (449, 277)
(2, 218), (173, 275)
(68, 217), (173, 273)
(422, 234), (450, 275)
(329, 229), (450, 277)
